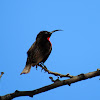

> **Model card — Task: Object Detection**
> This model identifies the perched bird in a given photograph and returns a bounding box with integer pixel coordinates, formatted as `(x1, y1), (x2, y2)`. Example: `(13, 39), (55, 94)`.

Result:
(20, 30), (62, 75)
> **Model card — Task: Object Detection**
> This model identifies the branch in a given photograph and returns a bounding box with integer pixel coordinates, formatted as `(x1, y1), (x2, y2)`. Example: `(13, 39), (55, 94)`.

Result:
(38, 64), (74, 78)
(0, 69), (100, 100)
(0, 72), (4, 78)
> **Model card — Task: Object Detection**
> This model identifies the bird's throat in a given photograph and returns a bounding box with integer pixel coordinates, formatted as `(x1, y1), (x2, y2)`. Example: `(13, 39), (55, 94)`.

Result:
(47, 37), (52, 46)
(47, 37), (50, 41)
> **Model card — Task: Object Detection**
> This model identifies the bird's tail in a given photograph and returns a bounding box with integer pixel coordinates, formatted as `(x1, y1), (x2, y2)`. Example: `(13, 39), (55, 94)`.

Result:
(20, 64), (31, 75)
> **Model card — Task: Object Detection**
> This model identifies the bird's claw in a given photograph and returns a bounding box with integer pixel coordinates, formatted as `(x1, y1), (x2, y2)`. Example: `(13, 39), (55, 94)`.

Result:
(36, 65), (38, 70)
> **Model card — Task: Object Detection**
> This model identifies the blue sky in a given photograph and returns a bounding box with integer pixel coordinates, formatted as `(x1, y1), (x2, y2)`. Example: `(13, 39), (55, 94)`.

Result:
(0, 0), (100, 100)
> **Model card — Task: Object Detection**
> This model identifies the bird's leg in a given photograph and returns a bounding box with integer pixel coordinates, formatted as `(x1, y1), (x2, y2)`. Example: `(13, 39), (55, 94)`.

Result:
(40, 62), (44, 66)
(38, 62), (47, 72)
(40, 62), (47, 69)
(44, 65), (47, 69)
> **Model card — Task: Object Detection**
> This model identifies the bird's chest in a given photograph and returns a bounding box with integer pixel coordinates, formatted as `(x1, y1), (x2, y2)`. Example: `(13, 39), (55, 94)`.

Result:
(38, 40), (52, 53)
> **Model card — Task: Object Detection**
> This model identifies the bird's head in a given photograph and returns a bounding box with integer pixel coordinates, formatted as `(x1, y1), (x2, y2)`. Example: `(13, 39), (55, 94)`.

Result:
(36, 30), (62, 41)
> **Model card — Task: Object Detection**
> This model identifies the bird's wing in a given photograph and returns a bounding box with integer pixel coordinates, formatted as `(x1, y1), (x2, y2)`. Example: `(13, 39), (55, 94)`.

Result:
(27, 41), (36, 56)
(27, 41), (43, 65)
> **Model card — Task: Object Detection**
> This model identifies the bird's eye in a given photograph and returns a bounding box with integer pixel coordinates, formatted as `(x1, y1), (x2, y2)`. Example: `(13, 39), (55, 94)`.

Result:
(45, 32), (48, 34)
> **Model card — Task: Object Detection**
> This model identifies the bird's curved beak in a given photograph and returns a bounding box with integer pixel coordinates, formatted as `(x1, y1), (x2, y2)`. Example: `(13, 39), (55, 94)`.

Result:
(50, 30), (63, 34)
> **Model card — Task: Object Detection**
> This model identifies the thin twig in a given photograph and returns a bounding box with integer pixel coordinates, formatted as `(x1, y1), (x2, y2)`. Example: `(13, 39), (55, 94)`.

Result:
(0, 72), (4, 78)
(38, 64), (74, 78)
(49, 77), (60, 82)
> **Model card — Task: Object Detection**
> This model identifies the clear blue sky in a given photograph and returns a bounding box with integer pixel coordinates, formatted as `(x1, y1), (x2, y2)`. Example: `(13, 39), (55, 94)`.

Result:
(0, 0), (100, 100)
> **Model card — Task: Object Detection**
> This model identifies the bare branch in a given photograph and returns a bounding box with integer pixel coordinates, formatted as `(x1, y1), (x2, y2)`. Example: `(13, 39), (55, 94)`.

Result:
(0, 69), (100, 100)
(38, 64), (74, 78)
(0, 72), (4, 78)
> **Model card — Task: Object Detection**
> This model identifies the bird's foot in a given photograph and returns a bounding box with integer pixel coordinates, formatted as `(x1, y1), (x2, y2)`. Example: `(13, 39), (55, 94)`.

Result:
(39, 62), (47, 69)
(38, 62), (47, 72)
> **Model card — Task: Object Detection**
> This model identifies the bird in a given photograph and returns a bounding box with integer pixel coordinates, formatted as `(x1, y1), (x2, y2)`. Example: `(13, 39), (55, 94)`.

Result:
(20, 30), (62, 75)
